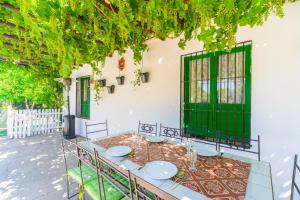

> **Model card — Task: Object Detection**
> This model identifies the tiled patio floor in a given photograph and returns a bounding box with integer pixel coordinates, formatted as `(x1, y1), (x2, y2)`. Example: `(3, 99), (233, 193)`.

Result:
(0, 133), (81, 200)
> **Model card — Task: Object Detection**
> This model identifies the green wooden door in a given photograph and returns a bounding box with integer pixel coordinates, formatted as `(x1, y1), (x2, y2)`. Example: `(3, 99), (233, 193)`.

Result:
(80, 77), (90, 119)
(183, 44), (251, 143)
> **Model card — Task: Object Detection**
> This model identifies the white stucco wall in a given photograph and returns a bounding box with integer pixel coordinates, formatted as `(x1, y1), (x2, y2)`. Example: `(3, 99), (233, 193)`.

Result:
(68, 2), (300, 199)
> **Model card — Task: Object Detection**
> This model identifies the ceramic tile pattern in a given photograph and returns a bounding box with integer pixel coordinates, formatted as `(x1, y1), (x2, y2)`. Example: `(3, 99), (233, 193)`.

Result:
(94, 133), (251, 200)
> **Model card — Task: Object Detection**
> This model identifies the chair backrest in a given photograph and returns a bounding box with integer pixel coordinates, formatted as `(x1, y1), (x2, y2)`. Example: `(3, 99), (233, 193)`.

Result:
(217, 134), (261, 161)
(77, 142), (97, 168)
(159, 124), (181, 140)
(94, 150), (134, 200)
(291, 154), (300, 200)
(138, 121), (157, 136)
(61, 135), (94, 199)
(60, 134), (79, 174)
(131, 173), (177, 200)
(85, 120), (108, 140)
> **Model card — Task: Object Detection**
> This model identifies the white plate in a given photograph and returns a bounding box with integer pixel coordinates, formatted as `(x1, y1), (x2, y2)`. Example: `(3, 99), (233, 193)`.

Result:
(143, 161), (178, 180)
(146, 136), (164, 143)
(105, 146), (132, 157)
(195, 146), (218, 157)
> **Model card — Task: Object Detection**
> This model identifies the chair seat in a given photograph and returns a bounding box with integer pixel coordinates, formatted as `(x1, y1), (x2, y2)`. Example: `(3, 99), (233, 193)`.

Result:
(111, 172), (130, 187)
(85, 178), (125, 200)
(68, 164), (97, 184)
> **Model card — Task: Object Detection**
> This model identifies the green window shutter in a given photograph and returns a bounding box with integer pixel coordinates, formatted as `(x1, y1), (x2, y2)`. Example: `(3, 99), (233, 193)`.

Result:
(76, 77), (90, 119)
(182, 44), (252, 144)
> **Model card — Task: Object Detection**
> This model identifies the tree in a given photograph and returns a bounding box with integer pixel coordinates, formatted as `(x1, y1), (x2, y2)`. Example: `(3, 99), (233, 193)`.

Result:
(0, 62), (63, 109)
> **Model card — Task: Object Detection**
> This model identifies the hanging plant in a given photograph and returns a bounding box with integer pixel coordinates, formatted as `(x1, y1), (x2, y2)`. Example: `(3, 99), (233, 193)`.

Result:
(0, 0), (292, 82)
(132, 68), (142, 87)
(91, 61), (104, 103)
(107, 85), (115, 94)
(131, 53), (149, 87)
(98, 79), (106, 87)
(116, 76), (125, 85)
(94, 79), (103, 103)
(140, 72), (149, 83)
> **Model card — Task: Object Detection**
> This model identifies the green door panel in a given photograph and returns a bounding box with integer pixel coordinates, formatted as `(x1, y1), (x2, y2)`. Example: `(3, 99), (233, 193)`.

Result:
(183, 52), (214, 138)
(79, 76), (90, 119)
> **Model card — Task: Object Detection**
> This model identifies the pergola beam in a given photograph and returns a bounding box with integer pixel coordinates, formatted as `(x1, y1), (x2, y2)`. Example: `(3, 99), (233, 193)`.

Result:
(1, 2), (36, 18)
(0, 19), (25, 31)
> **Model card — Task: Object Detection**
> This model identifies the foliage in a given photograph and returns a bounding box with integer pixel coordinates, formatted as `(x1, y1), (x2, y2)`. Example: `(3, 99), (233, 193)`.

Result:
(0, 0), (293, 78)
(91, 61), (104, 103)
(132, 68), (142, 87)
(0, 62), (63, 109)
(93, 80), (104, 103)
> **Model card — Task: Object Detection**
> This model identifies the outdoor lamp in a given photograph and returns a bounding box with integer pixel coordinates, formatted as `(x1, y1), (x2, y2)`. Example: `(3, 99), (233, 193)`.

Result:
(54, 77), (77, 139)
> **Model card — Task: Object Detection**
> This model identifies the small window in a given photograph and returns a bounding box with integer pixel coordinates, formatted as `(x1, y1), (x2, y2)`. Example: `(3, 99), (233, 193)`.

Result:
(189, 57), (210, 103)
(217, 52), (245, 104)
(76, 77), (90, 119)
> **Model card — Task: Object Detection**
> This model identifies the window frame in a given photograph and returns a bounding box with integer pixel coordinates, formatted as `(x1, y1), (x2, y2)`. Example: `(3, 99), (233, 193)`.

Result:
(181, 43), (252, 143)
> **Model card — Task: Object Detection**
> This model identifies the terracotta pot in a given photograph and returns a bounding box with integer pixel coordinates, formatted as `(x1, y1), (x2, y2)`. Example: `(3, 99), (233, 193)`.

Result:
(118, 57), (125, 71)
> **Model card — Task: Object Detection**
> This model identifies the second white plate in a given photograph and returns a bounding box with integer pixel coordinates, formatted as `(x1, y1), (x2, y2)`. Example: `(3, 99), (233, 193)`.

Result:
(143, 161), (178, 180)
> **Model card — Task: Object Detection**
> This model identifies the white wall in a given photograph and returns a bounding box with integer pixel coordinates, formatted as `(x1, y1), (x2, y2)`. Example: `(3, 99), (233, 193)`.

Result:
(68, 2), (300, 199)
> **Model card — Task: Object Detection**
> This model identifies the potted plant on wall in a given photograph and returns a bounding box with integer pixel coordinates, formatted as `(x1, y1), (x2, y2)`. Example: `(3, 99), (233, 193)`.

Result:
(91, 61), (105, 103)
(116, 56), (125, 85)
(107, 85), (115, 94)
(98, 79), (106, 87)
(132, 53), (150, 87)
(140, 72), (149, 83)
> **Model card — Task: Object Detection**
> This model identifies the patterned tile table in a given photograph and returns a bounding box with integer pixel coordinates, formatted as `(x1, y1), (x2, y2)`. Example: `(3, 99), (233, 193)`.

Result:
(94, 133), (251, 200)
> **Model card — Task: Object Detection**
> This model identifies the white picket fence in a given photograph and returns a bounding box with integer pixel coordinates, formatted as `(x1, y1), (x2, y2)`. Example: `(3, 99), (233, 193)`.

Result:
(7, 109), (62, 139)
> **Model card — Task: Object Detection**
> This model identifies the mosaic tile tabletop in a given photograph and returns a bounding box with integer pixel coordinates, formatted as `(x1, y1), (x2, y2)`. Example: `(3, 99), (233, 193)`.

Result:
(94, 133), (251, 200)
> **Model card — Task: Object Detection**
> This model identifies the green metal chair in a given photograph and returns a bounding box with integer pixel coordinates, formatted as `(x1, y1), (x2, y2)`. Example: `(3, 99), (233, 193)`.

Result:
(60, 135), (98, 199)
(89, 150), (134, 200)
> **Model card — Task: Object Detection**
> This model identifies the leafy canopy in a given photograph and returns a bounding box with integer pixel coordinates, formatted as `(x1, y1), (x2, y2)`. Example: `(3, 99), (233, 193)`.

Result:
(0, 62), (63, 109)
(0, 0), (292, 76)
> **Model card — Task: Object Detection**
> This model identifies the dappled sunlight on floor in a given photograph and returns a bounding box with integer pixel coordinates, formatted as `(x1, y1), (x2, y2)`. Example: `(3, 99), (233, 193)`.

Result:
(0, 151), (18, 162)
(0, 133), (81, 200)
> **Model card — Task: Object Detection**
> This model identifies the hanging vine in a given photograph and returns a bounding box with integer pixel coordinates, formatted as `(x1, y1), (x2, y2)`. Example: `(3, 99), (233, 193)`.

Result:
(0, 0), (294, 78)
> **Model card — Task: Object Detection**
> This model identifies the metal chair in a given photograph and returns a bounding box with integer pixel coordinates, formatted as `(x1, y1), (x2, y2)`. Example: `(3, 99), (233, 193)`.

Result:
(85, 120), (108, 140)
(94, 150), (134, 200)
(60, 134), (95, 199)
(217, 134), (261, 161)
(159, 124), (182, 140)
(138, 121), (157, 136)
(132, 172), (177, 200)
(291, 154), (300, 200)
